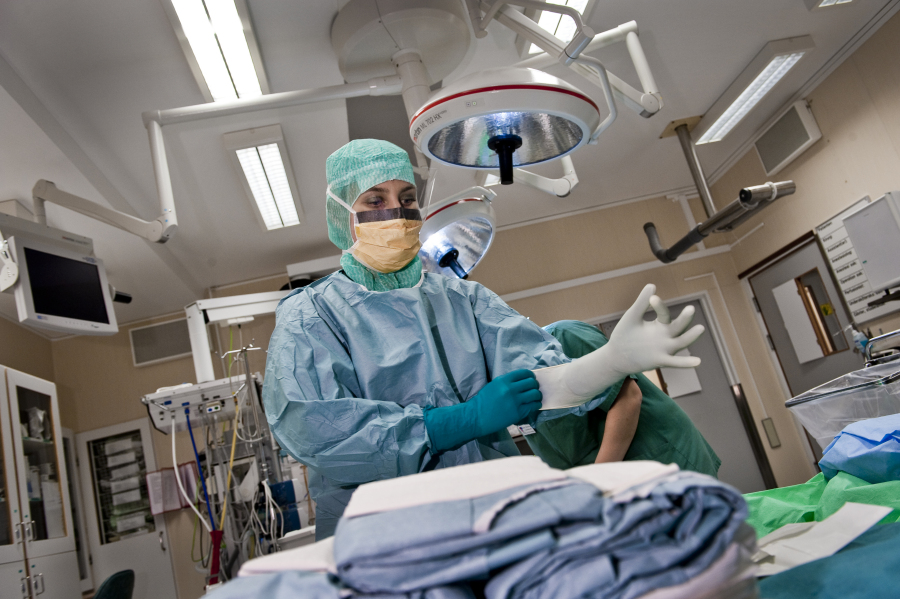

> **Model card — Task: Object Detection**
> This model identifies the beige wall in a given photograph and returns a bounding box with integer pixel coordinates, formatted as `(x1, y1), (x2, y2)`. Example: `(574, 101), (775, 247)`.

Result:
(0, 314), (54, 382)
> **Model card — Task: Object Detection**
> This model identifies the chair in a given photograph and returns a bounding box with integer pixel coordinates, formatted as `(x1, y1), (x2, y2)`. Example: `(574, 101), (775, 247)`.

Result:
(92, 570), (135, 599)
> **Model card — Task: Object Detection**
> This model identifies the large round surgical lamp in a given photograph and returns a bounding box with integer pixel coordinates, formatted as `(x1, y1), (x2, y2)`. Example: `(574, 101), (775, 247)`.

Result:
(410, 67), (610, 185)
(418, 187), (497, 279)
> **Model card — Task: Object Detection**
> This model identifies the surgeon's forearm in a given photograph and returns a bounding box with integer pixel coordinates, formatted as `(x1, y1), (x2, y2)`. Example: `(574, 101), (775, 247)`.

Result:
(595, 379), (642, 464)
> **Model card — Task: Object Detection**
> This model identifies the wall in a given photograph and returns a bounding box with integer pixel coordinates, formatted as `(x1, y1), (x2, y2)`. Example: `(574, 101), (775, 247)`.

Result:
(0, 314), (54, 382)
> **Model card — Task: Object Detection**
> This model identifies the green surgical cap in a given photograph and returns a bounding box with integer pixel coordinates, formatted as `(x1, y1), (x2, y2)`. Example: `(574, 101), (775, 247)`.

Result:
(325, 139), (416, 251)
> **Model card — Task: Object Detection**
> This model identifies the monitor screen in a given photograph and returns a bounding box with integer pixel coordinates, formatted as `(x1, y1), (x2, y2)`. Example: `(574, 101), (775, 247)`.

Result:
(24, 247), (110, 324)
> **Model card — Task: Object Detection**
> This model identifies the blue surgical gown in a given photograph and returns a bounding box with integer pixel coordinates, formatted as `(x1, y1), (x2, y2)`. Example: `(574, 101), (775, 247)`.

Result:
(263, 271), (608, 539)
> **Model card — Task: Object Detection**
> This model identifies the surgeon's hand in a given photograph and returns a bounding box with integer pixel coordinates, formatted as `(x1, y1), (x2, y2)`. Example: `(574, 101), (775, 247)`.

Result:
(424, 369), (542, 453)
(563, 284), (705, 398)
(605, 284), (705, 373)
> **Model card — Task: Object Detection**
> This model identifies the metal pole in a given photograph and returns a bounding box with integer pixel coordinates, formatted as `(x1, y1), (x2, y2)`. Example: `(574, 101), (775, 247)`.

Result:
(142, 76), (403, 127)
(675, 124), (717, 218)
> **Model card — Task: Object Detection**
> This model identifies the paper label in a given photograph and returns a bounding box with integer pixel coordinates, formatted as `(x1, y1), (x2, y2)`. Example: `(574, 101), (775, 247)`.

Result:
(107, 451), (136, 468)
(105, 438), (134, 456)
(110, 463), (141, 480)
(517, 424), (536, 436)
(116, 512), (147, 533)
(112, 489), (142, 506)
(110, 476), (140, 494)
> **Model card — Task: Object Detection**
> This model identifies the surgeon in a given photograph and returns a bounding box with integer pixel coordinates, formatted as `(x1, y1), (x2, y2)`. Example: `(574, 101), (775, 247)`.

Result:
(263, 139), (704, 539)
(526, 320), (721, 476)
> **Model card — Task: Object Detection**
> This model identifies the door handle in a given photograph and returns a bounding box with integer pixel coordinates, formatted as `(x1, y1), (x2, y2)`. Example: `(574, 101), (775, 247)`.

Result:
(32, 573), (44, 595)
(20, 576), (30, 598)
(159, 531), (167, 551)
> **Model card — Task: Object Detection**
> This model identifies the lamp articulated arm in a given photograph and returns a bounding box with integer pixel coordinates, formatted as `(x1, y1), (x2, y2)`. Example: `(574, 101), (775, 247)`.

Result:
(32, 179), (177, 244)
(477, 155), (579, 197)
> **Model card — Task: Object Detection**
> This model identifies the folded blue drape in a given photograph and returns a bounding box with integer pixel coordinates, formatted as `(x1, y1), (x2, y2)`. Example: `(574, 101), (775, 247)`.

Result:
(334, 473), (747, 599)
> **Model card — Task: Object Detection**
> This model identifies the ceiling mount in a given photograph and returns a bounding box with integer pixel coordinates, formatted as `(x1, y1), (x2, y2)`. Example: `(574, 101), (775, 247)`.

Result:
(331, 0), (474, 85)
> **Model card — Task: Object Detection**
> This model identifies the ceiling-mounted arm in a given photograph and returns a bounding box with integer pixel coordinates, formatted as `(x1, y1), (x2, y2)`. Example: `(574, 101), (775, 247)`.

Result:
(479, 2), (663, 117)
(32, 180), (176, 243)
(643, 181), (796, 263)
(477, 0), (594, 64)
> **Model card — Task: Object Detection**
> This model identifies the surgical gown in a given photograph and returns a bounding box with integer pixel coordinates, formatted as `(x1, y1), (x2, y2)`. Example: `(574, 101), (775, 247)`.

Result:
(263, 272), (613, 539)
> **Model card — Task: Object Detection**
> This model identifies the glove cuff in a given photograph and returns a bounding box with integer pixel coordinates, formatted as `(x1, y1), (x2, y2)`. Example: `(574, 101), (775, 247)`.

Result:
(423, 402), (478, 453)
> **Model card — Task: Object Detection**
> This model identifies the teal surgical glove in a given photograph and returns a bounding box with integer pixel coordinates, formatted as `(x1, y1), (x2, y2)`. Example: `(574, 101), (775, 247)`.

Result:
(424, 369), (543, 453)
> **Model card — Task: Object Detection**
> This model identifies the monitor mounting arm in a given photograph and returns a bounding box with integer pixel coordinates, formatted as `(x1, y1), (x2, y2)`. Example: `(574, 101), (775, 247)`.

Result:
(32, 177), (177, 244)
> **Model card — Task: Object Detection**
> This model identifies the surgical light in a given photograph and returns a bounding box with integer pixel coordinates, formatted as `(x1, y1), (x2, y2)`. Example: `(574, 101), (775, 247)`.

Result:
(410, 67), (603, 184)
(224, 125), (303, 231)
(169, 0), (263, 101)
(419, 187), (497, 279)
(695, 37), (814, 145)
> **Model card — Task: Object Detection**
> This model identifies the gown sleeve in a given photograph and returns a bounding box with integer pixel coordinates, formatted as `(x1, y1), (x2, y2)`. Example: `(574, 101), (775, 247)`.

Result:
(467, 283), (622, 422)
(263, 292), (432, 487)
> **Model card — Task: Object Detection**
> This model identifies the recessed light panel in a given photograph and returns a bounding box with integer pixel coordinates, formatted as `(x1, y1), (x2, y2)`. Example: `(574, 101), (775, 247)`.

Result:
(169, 0), (266, 101)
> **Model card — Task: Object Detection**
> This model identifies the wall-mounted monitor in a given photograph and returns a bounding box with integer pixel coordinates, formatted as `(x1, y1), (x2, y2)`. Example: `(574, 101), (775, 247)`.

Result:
(7, 235), (118, 335)
(844, 191), (900, 295)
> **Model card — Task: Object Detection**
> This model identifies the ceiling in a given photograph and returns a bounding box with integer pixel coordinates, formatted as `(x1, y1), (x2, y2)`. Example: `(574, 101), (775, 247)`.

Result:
(0, 0), (897, 337)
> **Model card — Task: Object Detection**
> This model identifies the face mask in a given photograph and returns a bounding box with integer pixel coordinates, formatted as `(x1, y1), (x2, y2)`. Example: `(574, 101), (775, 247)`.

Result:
(328, 186), (423, 274)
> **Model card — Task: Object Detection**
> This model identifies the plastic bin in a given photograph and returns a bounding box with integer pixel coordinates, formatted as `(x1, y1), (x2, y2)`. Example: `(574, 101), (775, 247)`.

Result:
(786, 360), (900, 451)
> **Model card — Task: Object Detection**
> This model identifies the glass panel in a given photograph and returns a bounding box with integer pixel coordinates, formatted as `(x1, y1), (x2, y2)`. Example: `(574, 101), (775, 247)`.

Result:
(0, 416), (11, 546)
(63, 437), (89, 582)
(87, 430), (154, 544)
(16, 386), (66, 540)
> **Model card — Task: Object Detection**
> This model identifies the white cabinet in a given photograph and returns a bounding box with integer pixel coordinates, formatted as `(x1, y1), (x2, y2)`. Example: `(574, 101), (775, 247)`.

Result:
(0, 366), (79, 597)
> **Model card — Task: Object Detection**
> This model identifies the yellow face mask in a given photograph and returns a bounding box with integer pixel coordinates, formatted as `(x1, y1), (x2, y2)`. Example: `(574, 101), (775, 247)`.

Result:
(351, 217), (423, 273)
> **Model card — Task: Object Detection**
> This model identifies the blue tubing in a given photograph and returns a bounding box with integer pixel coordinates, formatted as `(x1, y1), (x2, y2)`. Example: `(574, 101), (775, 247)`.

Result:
(186, 410), (216, 531)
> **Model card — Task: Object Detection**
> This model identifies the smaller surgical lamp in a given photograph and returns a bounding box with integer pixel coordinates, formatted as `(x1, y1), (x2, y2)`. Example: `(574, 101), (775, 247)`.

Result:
(419, 186), (497, 279)
(410, 67), (613, 185)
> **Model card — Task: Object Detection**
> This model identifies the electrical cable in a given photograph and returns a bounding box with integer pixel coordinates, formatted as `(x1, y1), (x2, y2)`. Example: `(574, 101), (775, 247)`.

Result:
(218, 407), (240, 530)
(186, 411), (217, 531)
(173, 414), (212, 533)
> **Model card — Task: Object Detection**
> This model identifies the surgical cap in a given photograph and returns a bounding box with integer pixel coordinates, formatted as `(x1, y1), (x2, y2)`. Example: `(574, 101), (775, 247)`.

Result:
(325, 139), (416, 250)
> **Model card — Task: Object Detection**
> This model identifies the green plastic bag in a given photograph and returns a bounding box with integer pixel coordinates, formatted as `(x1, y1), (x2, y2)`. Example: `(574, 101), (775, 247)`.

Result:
(745, 472), (900, 538)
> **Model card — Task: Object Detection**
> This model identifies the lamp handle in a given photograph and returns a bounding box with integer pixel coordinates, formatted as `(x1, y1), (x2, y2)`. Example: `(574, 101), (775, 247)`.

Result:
(570, 56), (618, 144)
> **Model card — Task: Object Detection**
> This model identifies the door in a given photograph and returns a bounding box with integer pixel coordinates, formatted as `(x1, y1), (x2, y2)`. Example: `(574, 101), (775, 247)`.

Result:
(5, 369), (76, 560)
(26, 550), (82, 599)
(77, 418), (177, 599)
(749, 239), (864, 397)
(0, 367), (27, 592)
(602, 299), (768, 493)
(62, 428), (93, 593)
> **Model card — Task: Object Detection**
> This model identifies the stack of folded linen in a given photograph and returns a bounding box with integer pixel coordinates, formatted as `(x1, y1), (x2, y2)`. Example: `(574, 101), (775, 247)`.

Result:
(209, 457), (755, 599)
(334, 457), (755, 599)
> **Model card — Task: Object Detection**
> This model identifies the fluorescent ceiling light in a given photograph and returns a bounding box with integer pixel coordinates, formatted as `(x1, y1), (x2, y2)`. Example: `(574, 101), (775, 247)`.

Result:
(806, 0), (853, 9)
(224, 126), (304, 231)
(169, 0), (265, 101)
(527, 0), (591, 55)
(694, 36), (815, 145)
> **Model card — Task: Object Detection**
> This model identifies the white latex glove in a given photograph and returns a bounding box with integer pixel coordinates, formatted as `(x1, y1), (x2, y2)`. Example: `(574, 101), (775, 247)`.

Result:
(563, 284), (704, 398)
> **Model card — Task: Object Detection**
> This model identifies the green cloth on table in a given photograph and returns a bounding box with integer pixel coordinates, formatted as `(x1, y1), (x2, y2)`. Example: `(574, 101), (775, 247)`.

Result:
(758, 522), (900, 599)
(745, 471), (900, 538)
(524, 320), (721, 477)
